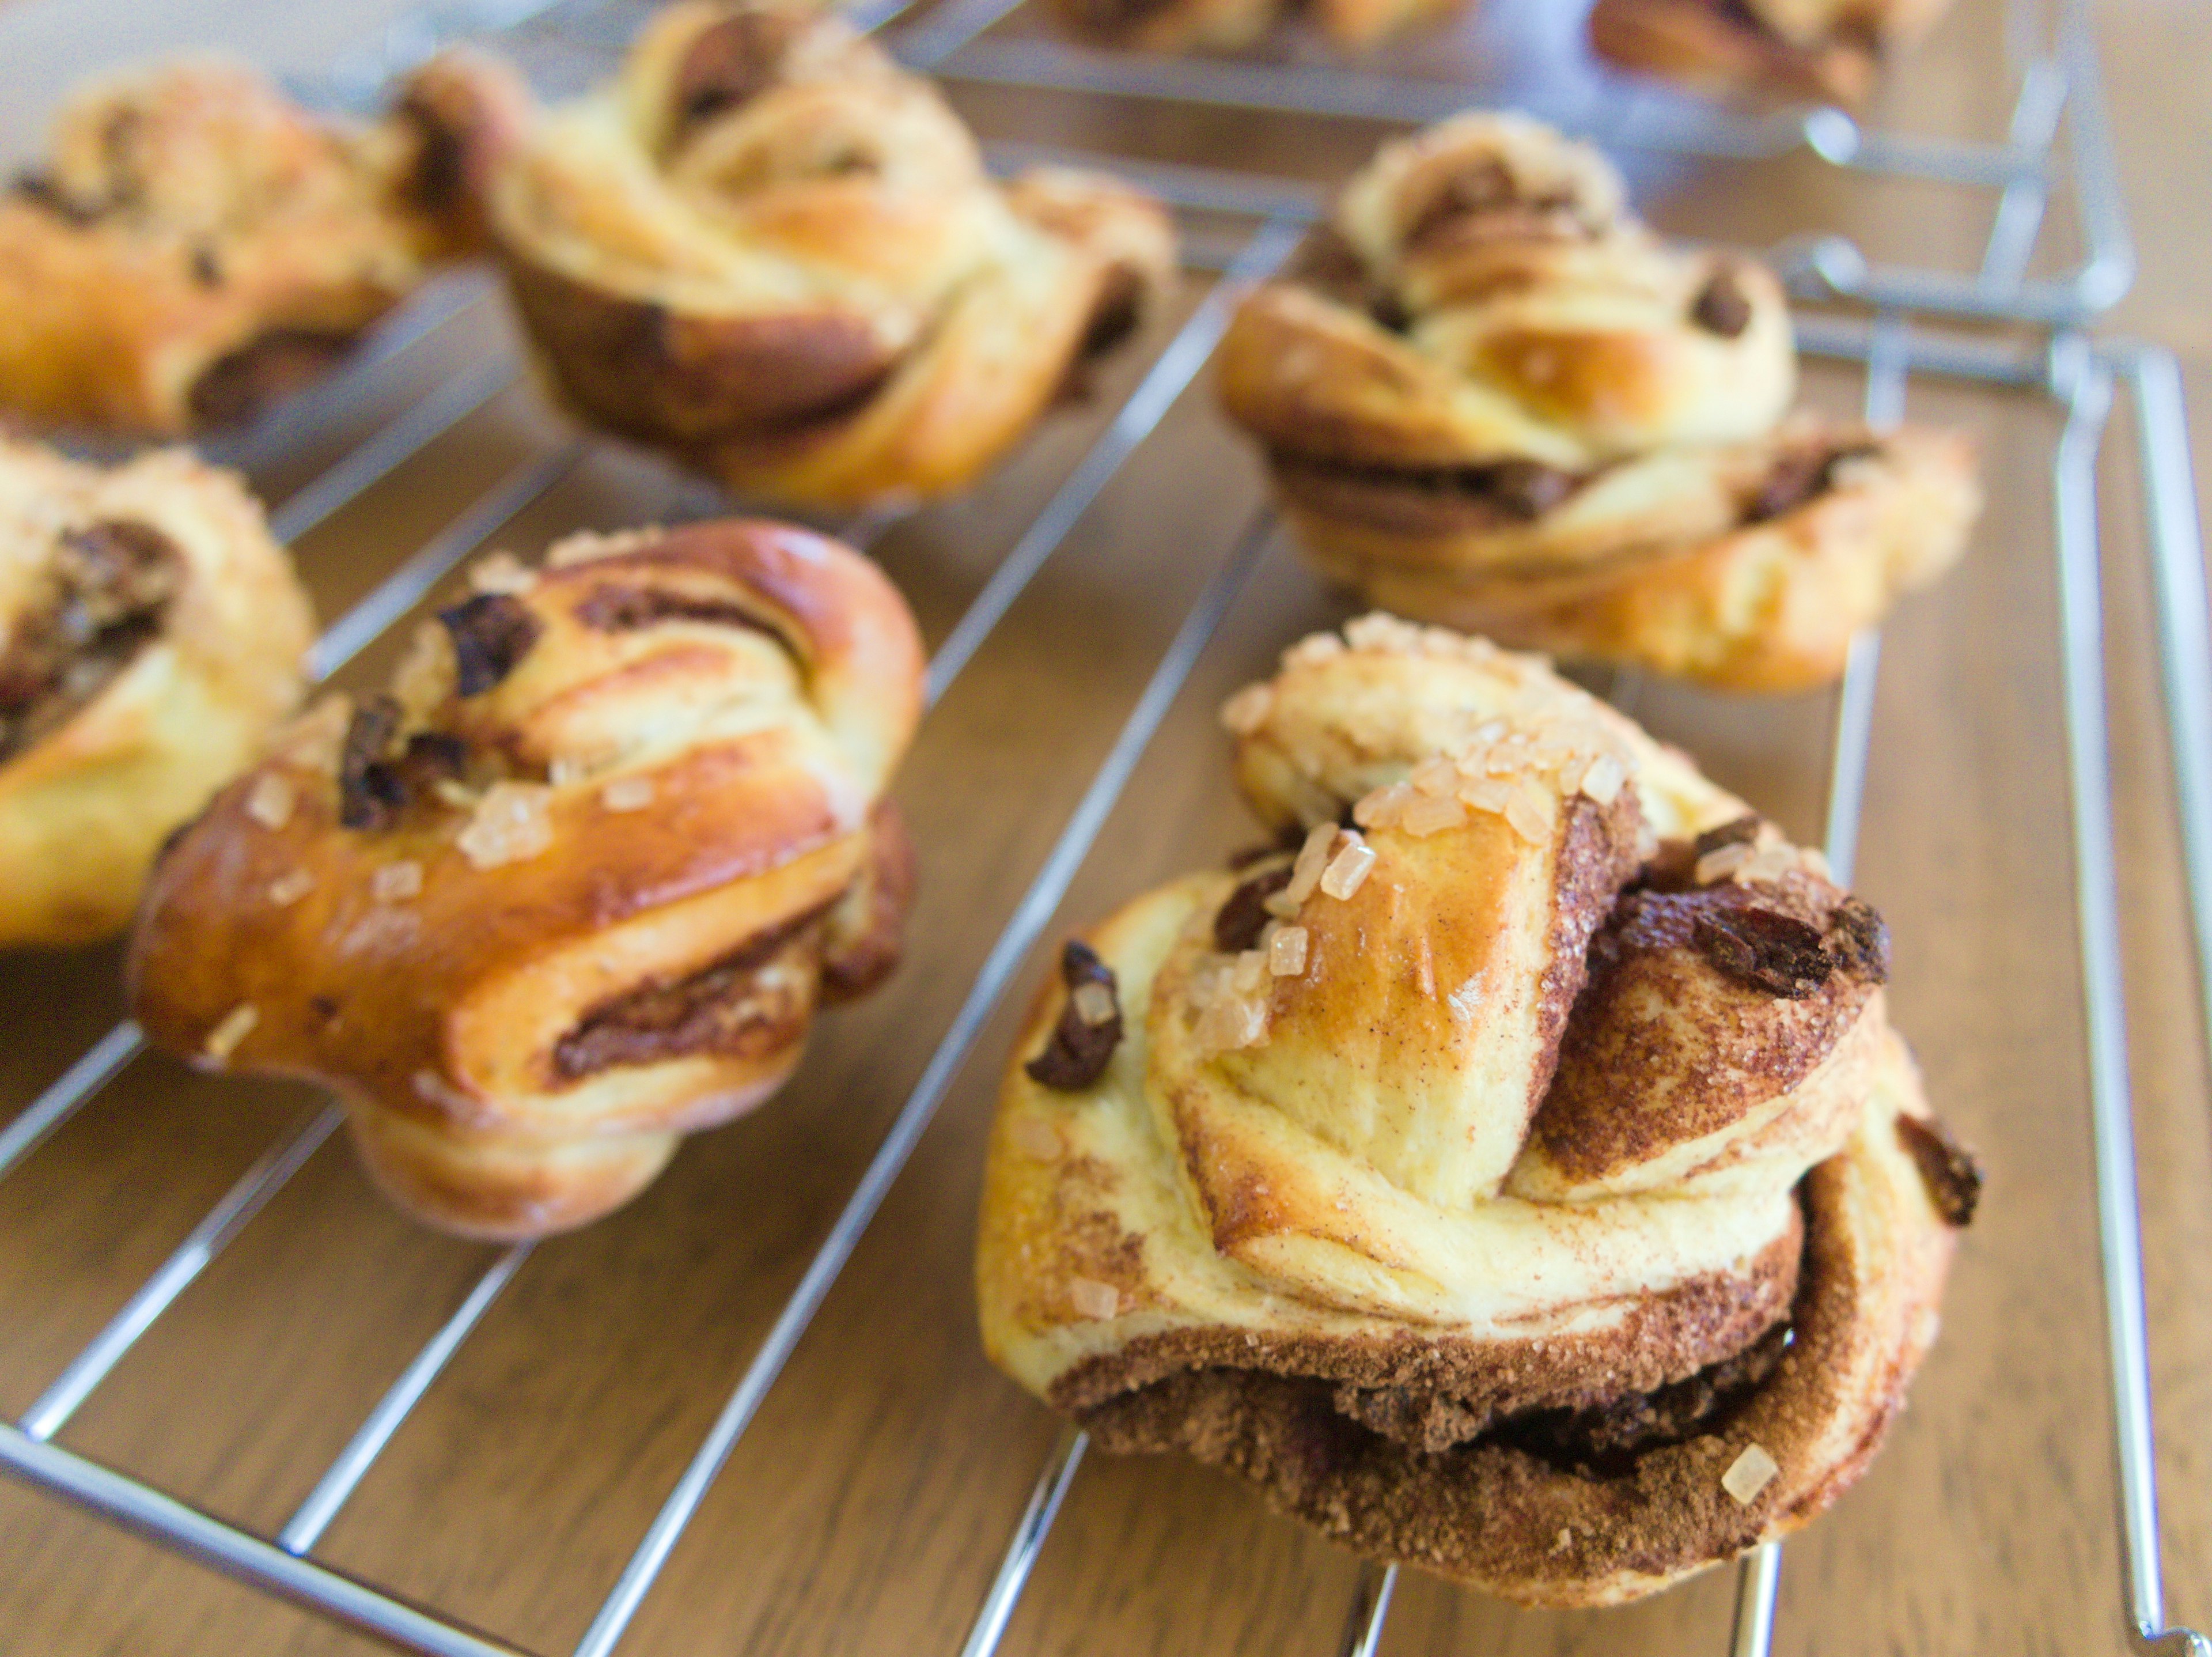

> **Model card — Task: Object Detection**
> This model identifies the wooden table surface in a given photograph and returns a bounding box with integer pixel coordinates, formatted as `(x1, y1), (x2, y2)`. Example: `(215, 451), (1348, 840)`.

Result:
(1, 0), (2209, 1652)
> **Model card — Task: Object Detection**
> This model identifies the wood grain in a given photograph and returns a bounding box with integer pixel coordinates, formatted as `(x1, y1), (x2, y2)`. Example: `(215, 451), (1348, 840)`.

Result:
(1, 0), (2209, 1652)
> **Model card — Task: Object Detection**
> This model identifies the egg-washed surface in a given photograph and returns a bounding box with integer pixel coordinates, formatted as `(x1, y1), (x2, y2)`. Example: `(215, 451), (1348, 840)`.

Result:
(1216, 112), (1980, 691)
(472, 0), (1177, 512)
(128, 517), (924, 1240)
(1054, 0), (1465, 58)
(979, 614), (1975, 1605)
(0, 437), (312, 945)
(1588, 0), (1959, 105)
(0, 52), (521, 434)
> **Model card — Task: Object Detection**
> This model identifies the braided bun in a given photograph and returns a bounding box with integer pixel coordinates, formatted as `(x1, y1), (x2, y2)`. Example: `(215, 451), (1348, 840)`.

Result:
(478, 2), (1176, 510)
(130, 517), (923, 1239)
(1217, 114), (1979, 691)
(978, 614), (1975, 1603)
(0, 438), (312, 945)
(0, 53), (524, 434)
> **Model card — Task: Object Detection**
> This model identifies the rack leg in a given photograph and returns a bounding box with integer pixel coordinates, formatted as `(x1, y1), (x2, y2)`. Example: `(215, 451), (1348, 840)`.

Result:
(1334, 1560), (1398, 1657)
(956, 1427), (1088, 1657)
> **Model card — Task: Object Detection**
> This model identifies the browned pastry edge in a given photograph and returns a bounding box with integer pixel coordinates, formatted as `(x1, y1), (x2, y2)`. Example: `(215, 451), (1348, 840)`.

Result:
(499, 247), (901, 448)
(1066, 1144), (1949, 1606)
(127, 514), (923, 1238)
(1587, 0), (1881, 105)
(1531, 871), (1885, 1185)
(392, 48), (537, 256)
(1050, 1216), (1804, 1435)
(1268, 424), (1979, 694)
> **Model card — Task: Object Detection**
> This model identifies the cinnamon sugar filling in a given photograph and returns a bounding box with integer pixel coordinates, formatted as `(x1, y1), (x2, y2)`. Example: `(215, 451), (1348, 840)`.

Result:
(550, 905), (831, 1080)
(1268, 437), (1885, 540)
(1269, 449), (1588, 534)
(187, 329), (357, 428)
(0, 519), (182, 764)
(1074, 1210), (1805, 1481)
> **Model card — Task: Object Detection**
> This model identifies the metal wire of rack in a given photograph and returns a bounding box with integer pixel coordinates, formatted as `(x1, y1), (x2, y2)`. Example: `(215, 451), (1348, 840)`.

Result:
(0, 1), (2205, 1655)
(894, 0), (2133, 327)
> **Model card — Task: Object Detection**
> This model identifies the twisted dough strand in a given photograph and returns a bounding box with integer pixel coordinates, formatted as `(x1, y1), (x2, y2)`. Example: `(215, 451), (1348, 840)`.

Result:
(0, 53), (521, 433)
(979, 615), (1971, 1603)
(130, 517), (923, 1239)
(484, 2), (1177, 510)
(1217, 114), (1979, 690)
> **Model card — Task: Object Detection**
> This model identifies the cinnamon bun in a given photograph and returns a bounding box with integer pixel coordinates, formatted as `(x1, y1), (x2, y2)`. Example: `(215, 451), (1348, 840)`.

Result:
(0, 52), (527, 434)
(0, 437), (312, 945)
(1215, 113), (1979, 691)
(130, 517), (923, 1238)
(978, 613), (1976, 1602)
(475, 2), (1177, 511)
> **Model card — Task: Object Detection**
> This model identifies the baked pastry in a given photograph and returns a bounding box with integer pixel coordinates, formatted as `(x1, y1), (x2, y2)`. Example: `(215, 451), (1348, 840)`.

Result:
(1057, 0), (1461, 55)
(0, 50), (529, 434)
(1215, 114), (1980, 691)
(476, 1), (1177, 511)
(1588, 0), (1956, 105)
(0, 437), (312, 946)
(978, 614), (1978, 1605)
(128, 517), (923, 1239)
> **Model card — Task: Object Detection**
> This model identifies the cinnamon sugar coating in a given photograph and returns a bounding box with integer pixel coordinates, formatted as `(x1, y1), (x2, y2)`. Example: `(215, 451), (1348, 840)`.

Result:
(130, 517), (923, 1239)
(977, 618), (1969, 1604)
(1214, 114), (1980, 691)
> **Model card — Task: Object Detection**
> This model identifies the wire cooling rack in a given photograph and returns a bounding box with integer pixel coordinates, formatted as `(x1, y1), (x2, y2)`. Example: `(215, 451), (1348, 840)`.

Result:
(0, 0), (2206, 1654)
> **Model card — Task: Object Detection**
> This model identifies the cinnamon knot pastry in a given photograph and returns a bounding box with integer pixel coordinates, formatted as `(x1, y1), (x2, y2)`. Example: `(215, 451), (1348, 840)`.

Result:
(128, 517), (923, 1239)
(0, 51), (529, 433)
(978, 613), (1977, 1605)
(0, 437), (312, 946)
(1057, 0), (1463, 56)
(476, 1), (1177, 510)
(1588, 0), (1957, 105)
(1216, 114), (1980, 691)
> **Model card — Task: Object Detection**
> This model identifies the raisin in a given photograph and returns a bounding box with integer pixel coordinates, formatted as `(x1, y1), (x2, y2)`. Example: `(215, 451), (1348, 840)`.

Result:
(1025, 940), (1123, 1091)
(1824, 893), (1891, 982)
(1214, 866), (1293, 954)
(338, 696), (407, 831)
(1692, 815), (1763, 859)
(1895, 1113), (1982, 1226)
(1691, 268), (1752, 337)
(438, 593), (540, 697)
(1692, 906), (1833, 998)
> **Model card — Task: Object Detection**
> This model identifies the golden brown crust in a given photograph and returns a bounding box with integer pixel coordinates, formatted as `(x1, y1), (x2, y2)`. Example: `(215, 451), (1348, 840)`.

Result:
(1214, 115), (1980, 691)
(0, 437), (312, 945)
(0, 55), (498, 435)
(1071, 1112), (1952, 1606)
(482, 2), (1177, 511)
(1054, 0), (1462, 54)
(1588, 0), (1957, 106)
(976, 617), (1967, 1604)
(128, 517), (923, 1238)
